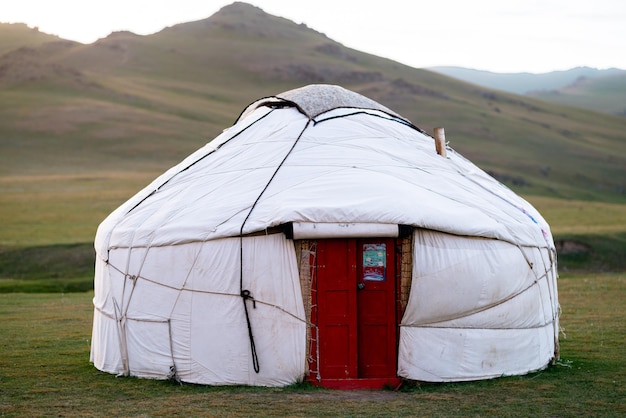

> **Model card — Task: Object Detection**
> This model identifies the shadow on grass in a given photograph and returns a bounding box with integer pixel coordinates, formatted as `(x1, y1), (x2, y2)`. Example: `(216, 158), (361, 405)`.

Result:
(0, 243), (94, 292)
(556, 231), (626, 273)
(1, 231), (625, 293)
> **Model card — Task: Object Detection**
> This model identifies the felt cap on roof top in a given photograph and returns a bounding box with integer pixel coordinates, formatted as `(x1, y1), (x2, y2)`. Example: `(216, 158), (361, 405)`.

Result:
(237, 84), (407, 122)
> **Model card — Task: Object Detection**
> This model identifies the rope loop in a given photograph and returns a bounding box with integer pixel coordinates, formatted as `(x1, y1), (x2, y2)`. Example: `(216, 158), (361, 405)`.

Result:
(241, 289), (257, 309)
(240, 289), (260, 373)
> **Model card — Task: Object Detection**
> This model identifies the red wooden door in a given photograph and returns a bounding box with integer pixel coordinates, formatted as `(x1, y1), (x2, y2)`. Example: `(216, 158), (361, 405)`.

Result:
(315, 238), (397, 380)
(356, 239), (397, 378)
(316, 239), (357, 378)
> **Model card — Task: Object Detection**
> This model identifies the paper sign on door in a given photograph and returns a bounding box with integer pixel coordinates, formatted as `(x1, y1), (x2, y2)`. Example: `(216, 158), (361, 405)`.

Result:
(362, 243), (386, 281)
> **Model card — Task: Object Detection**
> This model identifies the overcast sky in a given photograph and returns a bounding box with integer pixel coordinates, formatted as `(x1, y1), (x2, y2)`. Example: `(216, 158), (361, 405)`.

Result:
(3, 0), (625, 74)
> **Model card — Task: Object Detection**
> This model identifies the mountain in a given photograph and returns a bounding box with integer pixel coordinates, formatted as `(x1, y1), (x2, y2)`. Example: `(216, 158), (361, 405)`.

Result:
(428, 66), (624, 95)
(528, 73), (626, 117)
(428, 66), (626, 116)
(0, 1), (625, 210)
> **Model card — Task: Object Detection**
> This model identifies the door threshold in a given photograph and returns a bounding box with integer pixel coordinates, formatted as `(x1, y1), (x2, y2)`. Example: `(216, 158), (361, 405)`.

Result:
(310, 377), (402, 390)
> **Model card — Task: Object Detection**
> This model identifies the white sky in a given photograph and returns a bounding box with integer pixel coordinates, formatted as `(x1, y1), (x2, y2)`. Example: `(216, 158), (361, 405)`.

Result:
(2, 0), (625, 73)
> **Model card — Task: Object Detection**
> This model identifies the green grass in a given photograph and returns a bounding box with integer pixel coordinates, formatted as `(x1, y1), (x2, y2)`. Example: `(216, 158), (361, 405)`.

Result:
(528, 195), (626, 272)
(0, 243), (94, 293)
(0, 273), (624, 416)
(0, 172), (159, 246)
(556, 232), (626, 273)
(530, 196), (626, 235)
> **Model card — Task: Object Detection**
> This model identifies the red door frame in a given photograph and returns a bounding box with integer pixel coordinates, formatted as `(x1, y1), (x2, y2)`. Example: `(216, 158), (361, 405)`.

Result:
(308, 238), (401, 389)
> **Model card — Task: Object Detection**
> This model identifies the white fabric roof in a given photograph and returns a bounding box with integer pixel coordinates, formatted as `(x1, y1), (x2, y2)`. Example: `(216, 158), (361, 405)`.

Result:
(96, 84), (553, 258)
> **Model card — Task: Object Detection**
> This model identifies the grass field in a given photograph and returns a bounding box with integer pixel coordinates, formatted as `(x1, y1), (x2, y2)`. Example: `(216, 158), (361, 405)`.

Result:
(0, 272), (624, 416)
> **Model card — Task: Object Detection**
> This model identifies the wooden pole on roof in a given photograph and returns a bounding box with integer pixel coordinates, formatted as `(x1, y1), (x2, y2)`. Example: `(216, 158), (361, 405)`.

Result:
(433, 127), (447, 158)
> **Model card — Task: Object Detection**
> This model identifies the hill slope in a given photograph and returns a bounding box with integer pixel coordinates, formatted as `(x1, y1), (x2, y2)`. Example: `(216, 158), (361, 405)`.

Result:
(528, 73), (626, 117)
(428, 66), (623, 94)
(0, 22), (62, 55)
(428, 66), (626, 116)
(0, 1), (624, 216)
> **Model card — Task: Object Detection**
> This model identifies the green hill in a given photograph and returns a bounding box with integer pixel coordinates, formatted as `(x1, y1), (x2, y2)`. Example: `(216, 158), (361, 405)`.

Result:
(429, 66), (626, 116)
(0, 22), (62, 55)
(1, 1), (625, 252)
(428, 66), (624, 95)
(529, 73), (626, 117)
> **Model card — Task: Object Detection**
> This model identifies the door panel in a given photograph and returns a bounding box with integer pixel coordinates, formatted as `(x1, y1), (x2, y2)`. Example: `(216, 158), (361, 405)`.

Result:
(357, 239), (397, 378)
(316, 239), (357, 378)
(315, 238), (397, 380)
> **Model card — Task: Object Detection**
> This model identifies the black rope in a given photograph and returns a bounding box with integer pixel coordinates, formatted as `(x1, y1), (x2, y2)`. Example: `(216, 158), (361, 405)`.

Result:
(238, 117), (311, 374)
(125, 109), (275, 216)
(311, 109), (427, 135)
(240, 289), (259, 373)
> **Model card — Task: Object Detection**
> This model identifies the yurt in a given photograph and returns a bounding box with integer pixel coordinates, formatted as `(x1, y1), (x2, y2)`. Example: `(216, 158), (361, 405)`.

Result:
(91, 84), (560, 389)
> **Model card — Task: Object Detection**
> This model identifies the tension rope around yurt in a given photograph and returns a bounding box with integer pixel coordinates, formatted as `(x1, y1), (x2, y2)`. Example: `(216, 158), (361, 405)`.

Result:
(91, 84), (559, 388)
